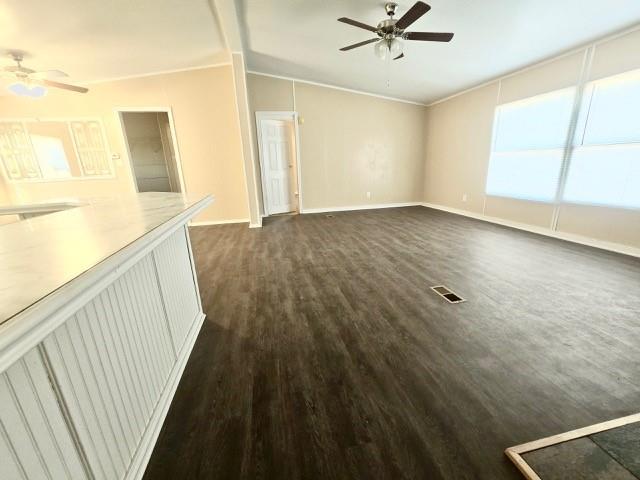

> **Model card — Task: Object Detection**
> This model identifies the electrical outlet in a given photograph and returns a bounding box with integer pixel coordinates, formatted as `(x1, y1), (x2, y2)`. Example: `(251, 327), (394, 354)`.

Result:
(462, 193), (468, 202)
(366, 191), (371, 200)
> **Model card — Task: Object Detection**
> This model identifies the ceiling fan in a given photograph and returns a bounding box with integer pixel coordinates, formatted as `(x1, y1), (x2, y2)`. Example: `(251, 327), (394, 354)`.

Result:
(1, 52), (88, 97)
(338, 1), (454, 61)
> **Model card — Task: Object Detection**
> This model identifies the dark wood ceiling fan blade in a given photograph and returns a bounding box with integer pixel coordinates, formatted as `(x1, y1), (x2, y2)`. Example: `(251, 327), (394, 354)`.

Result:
(339, 38), (379, 51)
(337, 17), (378, 33)
(405, 32), (454, 42)
(395, 1), (431, 30)
(393, 53), (405, 60)
(40, 79), (89, 93)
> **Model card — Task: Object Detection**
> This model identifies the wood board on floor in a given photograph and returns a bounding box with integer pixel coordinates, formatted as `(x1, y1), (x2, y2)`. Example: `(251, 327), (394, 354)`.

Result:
(506, 413), (640, 479)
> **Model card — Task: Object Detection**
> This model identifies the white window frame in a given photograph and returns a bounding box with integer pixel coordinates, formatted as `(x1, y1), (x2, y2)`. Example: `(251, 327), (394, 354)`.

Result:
(485, 47), (640, 222)
(559, 69), (640, 211)
(485, 87), (577, 204)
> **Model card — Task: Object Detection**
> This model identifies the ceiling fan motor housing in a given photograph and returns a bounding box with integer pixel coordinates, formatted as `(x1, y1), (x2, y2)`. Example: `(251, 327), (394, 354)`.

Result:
(377, 18), (398, 35)
(385, 2), (399, 17)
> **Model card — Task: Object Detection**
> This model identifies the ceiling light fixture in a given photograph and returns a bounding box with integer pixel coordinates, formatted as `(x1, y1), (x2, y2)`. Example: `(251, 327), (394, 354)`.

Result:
(8, 82), (47, 98)
(338, 1), (454, 62)
(2, 53), (88, 94)
(389, 37), (403, 57)
(374, 39), (390, 61)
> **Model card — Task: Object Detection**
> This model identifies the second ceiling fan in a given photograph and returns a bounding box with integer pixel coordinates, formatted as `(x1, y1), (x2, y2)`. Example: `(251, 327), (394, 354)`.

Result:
(338, 1), (454, 60)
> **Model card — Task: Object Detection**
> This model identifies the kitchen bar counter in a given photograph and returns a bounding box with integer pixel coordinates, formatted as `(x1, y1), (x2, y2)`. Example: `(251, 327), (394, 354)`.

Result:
(0, 193), (210, 325)
(0, 192), (212, 480)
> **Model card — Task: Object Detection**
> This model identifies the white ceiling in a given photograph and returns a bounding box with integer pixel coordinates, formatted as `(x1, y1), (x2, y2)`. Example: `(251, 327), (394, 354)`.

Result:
(1, 0), (639, 103)
(239, 0), (640, 104)
(0, 0), (226, 83)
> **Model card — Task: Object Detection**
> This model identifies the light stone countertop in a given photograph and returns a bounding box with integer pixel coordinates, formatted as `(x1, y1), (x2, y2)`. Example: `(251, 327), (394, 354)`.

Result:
(0, 192), (212, 325)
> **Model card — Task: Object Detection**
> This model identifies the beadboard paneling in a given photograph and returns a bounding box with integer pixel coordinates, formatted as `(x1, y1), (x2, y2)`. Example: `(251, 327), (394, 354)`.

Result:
(0, 348), (87, 480)
(153, 227), (200, 351)
(42, 253), (176, 480)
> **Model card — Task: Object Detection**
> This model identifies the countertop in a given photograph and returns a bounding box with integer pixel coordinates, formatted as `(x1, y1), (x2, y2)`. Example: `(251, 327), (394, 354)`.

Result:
(0, 192), (212, 325)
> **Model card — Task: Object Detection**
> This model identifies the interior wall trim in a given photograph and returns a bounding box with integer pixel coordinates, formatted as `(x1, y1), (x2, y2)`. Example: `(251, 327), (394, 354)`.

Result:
(246, 70), (428, 107)
(231, 53), (262, 229)
(255, 111), (304, 217)
(301, 202), (423, 214)
(190, 218), (249, 226)
(421, 202), (640, 258)
(84, 62), (233, 85)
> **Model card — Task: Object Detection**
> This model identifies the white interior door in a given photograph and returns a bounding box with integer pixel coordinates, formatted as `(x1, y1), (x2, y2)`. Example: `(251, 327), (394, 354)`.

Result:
(260, 119), (296, 215)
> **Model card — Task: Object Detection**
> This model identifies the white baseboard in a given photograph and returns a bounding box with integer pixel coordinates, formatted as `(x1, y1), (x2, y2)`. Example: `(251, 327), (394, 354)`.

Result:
(129, 311), (206, 480)
(190, 218), (263, 228)
(420, 202), (640, 258)
(190, 218), (249, 227)
(301, 202), (422, 214)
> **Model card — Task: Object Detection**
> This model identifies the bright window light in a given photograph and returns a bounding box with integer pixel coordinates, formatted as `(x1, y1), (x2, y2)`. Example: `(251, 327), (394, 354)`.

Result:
(486, 68), (640, 211)
(486, 150), (564, 202)
(486, 88), (575, 202)
(579, 69), (640, 146)
(564, 144), (640, 208)
(493, 89), (575, 152)
(29, 134), (72, 179)
(564, 68), (640, 209)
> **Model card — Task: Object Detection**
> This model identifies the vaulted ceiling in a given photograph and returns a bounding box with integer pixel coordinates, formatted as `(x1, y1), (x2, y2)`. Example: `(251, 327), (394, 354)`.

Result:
(0, 0), (227, 84)
(239, 0), (640, 103)
(1, 0), (639, 104)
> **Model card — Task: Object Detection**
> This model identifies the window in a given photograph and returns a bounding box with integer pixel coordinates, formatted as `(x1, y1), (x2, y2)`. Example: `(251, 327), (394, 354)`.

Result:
(485, 68), (640, 210)
(564, 69), (640, 209)
(0, 119), (112, 181)
(485, 88), (576, 202)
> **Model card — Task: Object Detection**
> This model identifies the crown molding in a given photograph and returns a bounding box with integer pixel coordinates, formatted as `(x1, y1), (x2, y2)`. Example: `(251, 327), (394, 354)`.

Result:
(246, 70), (427, 107)
(84, 62), (233, 85)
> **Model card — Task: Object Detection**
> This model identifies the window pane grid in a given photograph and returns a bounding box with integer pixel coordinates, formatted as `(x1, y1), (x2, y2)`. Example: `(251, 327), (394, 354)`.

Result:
(486, 67), (640, 211)
(486, 88), (576, 203)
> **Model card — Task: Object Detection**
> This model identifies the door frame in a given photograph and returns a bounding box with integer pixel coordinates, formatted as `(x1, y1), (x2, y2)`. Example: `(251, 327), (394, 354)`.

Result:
(255, 111), (302, 216)
(115, 107), (187, 194)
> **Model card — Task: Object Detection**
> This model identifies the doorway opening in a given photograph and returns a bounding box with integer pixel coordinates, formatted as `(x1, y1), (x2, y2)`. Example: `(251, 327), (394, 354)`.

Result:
(256, 112), (302, 216)
(118, 109), (185, 193)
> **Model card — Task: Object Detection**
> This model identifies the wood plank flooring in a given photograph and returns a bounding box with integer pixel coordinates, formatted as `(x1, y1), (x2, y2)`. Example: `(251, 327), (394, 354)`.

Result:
(143, 206), (640, 479)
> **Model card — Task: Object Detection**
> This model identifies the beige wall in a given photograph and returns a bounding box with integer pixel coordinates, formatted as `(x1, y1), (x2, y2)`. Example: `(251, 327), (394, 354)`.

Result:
(230, 53), (261, 227)
(423, 27), (640, 249)
(246, 74), (294, 211)
(424, 82), (498, 214)
(0, 66), (249, 223)
(247, 73), (425, 212)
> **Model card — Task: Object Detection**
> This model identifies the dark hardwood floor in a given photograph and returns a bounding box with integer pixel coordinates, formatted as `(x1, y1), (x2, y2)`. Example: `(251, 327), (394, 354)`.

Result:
(143, 206), (640, 480)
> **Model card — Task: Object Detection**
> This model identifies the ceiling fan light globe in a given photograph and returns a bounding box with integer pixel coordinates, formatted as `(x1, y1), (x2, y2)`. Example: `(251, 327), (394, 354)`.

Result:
(8, 82), (47, 98)
(374, 40), (389, 60)
(390, 37), (404, 57)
